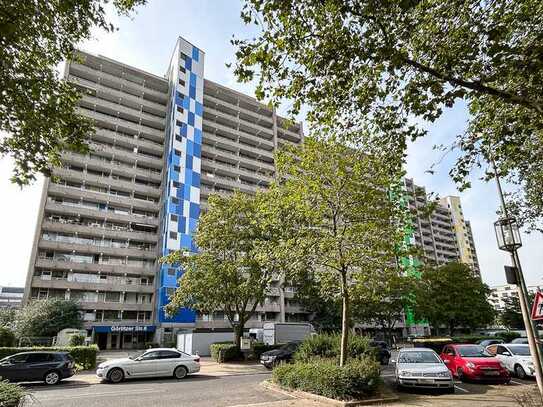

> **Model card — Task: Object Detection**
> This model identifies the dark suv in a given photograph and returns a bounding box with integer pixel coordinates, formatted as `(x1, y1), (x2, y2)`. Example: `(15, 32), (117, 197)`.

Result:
(260, 342), (301, 369)
(0, 352), (75, 385)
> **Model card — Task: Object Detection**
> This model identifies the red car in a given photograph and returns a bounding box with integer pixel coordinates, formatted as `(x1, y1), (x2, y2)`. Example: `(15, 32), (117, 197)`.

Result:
(440, 344), (510, 383)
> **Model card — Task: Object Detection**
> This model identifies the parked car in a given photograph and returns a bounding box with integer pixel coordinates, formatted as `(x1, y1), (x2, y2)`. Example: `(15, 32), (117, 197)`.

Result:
(477, 339), (504, 347)
(511, 337), (529, 344)
(440, 344), (510, 383)
(485, 344), (535, 379)
(0, 351), (75, 385)
(96, 348), (200, 383)
(394, 347), (454, 393)
(260, 341), (301, 369)
(370, 341), (391, 365)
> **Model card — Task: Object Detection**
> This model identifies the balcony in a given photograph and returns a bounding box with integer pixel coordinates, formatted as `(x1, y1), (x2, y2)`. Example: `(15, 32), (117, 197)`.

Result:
(201, 144), (275, 172)
(76, 301), (153, 311)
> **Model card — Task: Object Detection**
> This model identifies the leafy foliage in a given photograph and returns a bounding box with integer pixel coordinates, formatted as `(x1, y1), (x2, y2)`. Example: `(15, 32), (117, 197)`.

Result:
(234, 0), (543, 231)
(294, 333), (375, 363)
(68, 334), (86, 347)
(209, 342), (243, 363)
(162, 191), (285, 347)
(0, 0), (145, 185)
(352, 269), (416, 343)
(0, 328), (15, 348)
(270, 138), (411, 366)
(0, 346), (98, 370)
(0, 309), (15, 331)
(411, 262), (496, 334)
(0, 380), (26, 407)
(272, 357), (381, 400)
(15, 298), (82, 338)
(500, 295), (526, 330)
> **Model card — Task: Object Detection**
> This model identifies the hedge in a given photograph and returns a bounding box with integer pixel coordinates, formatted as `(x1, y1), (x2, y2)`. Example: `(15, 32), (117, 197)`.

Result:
(0, 380), (26, 407)
(294, 333), (375, 363)
(209, 342), (243, 363)
(0, 328), (15, 348)
(451, 332), (521, 344)
(0, 345), (98, 370)
(272, 356), (381, 400)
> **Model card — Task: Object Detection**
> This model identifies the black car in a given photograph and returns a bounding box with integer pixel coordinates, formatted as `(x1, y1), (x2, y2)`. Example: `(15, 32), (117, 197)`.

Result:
(260, 342), (301, 369)
(370, 341), (391, 365)
(0, 352), (75, 385)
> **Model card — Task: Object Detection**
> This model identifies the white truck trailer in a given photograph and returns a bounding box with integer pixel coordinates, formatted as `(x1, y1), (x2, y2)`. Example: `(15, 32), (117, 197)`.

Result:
(263, 322), (315, 345)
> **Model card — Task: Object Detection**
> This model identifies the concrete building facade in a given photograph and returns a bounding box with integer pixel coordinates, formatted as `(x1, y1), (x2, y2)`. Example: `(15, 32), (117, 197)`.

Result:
(0, 287), (24, 309)
(489, 283), (543, 313)
(23, 37), (305, 349)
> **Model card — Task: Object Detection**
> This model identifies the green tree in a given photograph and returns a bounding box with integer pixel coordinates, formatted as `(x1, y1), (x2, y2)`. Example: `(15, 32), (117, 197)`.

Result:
(352, 269), (415, 345)
(0, 0), (145, 185)
(271, 138), (409, 366)
(0, 327), (16, 347)
(233, 0), (543, 231)
(0, 308), (16, 330)
(500, 295), (526, 330)
(162, 191), (284, 348)
(15, 298), (82, 338)
(412, 262), (495, 335)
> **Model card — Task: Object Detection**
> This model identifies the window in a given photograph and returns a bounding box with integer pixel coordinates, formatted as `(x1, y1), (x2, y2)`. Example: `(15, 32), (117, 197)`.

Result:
(174, 165), (181, 173)
(140, 351), (161, 360)
(9, 354), (28, 364)
(170, 214), (178, 222)
(180, 66), (186, 74)
(26, 353), (54, 363)
(169, 232), (177, 240)
(179, 79), (185, 87)
(174, 149), (181, 157)
(175, 135), (182, 142)
(176, 106), (184, 114)
(159, 351), (180, 359)
(171, 197), (179, 204)
(167, 268), (176, 276)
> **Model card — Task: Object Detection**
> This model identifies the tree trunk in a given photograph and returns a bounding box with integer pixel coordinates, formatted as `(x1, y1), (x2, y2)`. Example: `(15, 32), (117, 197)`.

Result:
(234, 324), (244, 349)
(340, 271), (350, 367)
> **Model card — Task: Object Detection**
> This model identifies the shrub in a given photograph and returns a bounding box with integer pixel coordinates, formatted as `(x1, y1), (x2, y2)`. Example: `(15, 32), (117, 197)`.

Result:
(144, 342), (160, 349)
(451, 332), (521, 344)
(294, 333), (374, 363)
(68, 334), (85, 347)
(0, 380), (26, 407)
(0, 328), (15, 348)
(209, 342), (243, 363)
(272, 356), (381, 400)
(0, 345), (98, 370)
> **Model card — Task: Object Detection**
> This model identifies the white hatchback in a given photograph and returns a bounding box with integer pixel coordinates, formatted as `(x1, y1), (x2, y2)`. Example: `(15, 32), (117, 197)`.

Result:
(486, 344), (535, 379)
(96, 348), (200, 383)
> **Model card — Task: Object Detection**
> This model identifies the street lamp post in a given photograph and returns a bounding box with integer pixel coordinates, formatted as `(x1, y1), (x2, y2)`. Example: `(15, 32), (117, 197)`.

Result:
(492, 161), (543, 397)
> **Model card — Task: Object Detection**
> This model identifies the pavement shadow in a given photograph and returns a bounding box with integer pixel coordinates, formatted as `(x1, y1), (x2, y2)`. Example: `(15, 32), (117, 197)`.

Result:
(22, 380), (93, 391)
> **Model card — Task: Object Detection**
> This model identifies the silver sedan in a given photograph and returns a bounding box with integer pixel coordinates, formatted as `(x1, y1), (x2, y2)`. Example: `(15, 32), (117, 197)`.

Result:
(96, 348), (200, 383)
(394, 347), (454, 393)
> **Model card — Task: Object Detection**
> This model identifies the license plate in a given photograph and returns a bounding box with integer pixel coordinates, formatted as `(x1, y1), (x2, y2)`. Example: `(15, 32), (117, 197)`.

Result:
(420, 379), (435, 384)
(484, 371), (499, 376)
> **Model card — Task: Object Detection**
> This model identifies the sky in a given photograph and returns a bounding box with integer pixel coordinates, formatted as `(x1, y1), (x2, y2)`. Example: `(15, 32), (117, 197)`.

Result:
(0, 0), (541, 288)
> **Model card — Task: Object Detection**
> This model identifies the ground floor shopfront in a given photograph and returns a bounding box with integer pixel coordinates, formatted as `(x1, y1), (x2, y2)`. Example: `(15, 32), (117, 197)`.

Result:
(90, 325), (156, 350)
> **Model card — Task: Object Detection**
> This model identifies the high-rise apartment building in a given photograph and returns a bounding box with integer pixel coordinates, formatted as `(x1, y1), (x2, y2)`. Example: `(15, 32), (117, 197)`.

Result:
(403, 178), (480, 275)
(0, 287), (24, 309)
(23, 37), (304, 349)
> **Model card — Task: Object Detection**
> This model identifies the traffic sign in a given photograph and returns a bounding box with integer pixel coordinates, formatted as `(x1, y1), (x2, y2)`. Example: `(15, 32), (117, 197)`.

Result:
(531, 291), (543, 321)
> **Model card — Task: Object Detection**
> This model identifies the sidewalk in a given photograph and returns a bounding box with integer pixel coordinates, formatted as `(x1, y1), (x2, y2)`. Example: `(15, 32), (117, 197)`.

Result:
(70, 358), (268, 384)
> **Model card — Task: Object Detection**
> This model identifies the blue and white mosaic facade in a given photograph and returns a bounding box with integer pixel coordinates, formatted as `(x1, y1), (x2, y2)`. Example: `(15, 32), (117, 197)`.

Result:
(157, 38), (204, 323)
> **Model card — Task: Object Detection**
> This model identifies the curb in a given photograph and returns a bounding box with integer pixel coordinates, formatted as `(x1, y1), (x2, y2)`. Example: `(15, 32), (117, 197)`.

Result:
(261, 380), (400, 406)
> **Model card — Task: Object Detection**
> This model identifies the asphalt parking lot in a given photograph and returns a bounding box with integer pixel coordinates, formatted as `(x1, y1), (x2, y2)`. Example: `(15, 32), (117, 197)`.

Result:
(381, 350), (540, 406)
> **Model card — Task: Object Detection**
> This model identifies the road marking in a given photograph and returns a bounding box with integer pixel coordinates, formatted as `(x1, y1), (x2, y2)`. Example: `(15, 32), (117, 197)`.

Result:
(510, 380), (524, 385)
(454, 385), (469, 393)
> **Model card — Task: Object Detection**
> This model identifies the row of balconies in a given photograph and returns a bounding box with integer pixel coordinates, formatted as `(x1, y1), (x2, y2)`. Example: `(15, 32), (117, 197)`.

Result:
(202, 144), (275, 172)
(41, 220), (158, 244)
(203, 94), (275, 129)
(88, 141), (163, 170)
(69, 63), (168, 105)
(35, 258), (156, 277)
(91, 127), (164, 156)
(203, 131), (275, 162)
(69, 74), (167, 118)
(37, 239), (157, 260)
(44, 201), (159, 227)
(204, 105), (275, 142)
(31, 277), (154, 294)
(48, 182), (158, 214)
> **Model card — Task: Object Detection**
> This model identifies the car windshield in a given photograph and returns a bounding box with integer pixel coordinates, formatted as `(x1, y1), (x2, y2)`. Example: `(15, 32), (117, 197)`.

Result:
(129, 351), (146, 360)
(458, 346), (491, 357)
(508, 346), (531, 356)
(398, 351), (440, 364)
(281, 343), (299, 351)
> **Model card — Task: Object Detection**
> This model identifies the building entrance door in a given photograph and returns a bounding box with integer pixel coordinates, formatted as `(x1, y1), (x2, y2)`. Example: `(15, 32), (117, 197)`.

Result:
(96, 333), (107, 350)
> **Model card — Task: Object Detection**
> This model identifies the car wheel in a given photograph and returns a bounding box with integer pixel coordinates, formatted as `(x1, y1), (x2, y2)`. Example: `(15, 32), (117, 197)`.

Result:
(174, 365), (188, 380)
(107, 368), (124, 384)
(44, 370), (60, 385)
(515, 365), (527, 380)
(456, 368), (465, 381)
